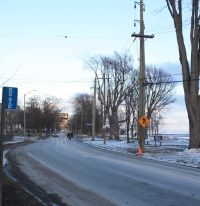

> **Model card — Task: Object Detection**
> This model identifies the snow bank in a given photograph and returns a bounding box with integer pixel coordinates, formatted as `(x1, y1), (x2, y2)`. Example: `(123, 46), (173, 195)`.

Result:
(176, 149), (200, 167)
(83, 137), (200, 169)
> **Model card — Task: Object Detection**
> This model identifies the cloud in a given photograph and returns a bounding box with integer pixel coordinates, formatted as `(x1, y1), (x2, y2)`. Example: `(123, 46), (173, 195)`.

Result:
(162, 100), (188, 134)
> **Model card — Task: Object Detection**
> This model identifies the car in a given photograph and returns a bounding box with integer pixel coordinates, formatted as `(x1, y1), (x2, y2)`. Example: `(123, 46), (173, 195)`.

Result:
(52, 132), (59, 137)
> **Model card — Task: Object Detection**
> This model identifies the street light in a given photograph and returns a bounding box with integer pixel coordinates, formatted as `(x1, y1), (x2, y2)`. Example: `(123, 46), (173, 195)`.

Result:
(24, 89), (36, 139)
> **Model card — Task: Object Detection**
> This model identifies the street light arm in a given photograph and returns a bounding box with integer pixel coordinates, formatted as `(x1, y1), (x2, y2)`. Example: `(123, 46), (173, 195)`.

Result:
(25, 89), (37, 96)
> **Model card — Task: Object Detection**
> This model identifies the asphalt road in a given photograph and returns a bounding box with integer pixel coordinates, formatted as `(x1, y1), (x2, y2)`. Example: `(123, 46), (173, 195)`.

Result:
(8, 136), (200, 206)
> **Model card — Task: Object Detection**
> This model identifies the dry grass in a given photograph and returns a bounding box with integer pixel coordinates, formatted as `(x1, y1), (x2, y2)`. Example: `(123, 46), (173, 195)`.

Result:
(3, 172), (44, 206)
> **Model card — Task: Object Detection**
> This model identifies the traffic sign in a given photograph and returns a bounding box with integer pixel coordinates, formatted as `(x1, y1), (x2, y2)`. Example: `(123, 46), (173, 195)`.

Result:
(138, 116), (150, 128)
(3, 87), (18, 110)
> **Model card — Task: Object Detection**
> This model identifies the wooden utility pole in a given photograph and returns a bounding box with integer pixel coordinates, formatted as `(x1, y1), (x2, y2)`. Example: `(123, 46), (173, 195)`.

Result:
(131, 0), (154, 152)
(92, 77), (96, 140)
(103, 73), (106, 144)
(96, 75), (109, 144)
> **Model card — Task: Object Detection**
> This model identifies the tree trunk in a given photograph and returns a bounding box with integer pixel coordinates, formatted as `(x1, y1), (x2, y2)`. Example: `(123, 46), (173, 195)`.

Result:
(166, 0), (200, 148)
(126, 121), (130, 143)
(125, 104), (131, 143)
(109, 109), (119, 139)
(189, 118), (200, 148)
(187, 96), (200, 148)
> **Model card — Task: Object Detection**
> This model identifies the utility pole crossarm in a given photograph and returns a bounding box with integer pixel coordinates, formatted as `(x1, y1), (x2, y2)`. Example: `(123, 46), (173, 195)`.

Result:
(131, 33), (154, 39)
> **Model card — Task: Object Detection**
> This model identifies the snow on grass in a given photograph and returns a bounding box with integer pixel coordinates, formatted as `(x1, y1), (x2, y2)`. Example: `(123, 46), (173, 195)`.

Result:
(85, 137), (138, 153)
(4, 135), (41, 145)
(176, 149), (200, 167)
(83, 135), (200, 169)
(4, 136), (25, 145)
(143, 149), (200, 168)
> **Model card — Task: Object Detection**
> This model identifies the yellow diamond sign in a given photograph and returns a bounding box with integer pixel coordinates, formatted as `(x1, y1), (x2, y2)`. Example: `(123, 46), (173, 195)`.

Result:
(138, 116), (150, 128)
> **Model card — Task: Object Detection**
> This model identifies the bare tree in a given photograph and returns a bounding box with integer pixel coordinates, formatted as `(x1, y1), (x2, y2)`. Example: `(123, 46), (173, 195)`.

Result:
(70, 93), (102, 136)
(41, 96), (61, 133)
(87, 51), (133, 139)
(124, 86), (138, 143)
(12, 106), (24, 134)
(129, 70), (140, 140)
(166, 1), (200, 148)
(145, 66), (176, 119)
(26, 96), (42, 133)
(149, 112), (163, 137)
(128, 66), (176, 143)
(73, 93), (93, 135)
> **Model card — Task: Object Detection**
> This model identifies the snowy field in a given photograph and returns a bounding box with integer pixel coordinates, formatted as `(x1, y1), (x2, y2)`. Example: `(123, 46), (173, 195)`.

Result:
(3, 134), (200, 169)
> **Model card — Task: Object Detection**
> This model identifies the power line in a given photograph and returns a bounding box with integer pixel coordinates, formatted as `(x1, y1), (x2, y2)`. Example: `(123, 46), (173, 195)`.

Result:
(0, 34), (129, 40)
(145, 20), (190, 34)
(144, 78), (200, 85)
(7, 79), (92, 84)
(144, 70), (200, 81)
(0, 34), (67, 38)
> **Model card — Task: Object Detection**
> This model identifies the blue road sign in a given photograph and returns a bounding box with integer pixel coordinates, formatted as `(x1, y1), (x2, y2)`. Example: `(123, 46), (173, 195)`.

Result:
(3, 87), (18, 110)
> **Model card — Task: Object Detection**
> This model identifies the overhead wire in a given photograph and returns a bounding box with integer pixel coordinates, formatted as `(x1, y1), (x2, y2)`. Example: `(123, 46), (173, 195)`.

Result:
(144, 77), (200, 86)
(7, 78), (93, 84)
(0, 34), (129, 40)
(145, 19), (190, 34)
(0, 5), (193, 90)
(129, 5), (192, 86)
(143, 70), (200, 81)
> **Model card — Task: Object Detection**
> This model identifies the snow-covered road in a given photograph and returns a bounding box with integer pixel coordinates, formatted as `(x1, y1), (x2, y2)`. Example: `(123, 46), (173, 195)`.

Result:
(8, 135), (200, 206)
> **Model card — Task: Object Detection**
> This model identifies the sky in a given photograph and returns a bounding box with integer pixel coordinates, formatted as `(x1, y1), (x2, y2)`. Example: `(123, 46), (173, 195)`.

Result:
(0, 0), (191, 133)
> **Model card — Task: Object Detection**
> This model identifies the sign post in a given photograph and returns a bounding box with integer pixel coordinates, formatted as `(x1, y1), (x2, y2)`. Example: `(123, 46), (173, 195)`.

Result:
(0, 87), (18, 206)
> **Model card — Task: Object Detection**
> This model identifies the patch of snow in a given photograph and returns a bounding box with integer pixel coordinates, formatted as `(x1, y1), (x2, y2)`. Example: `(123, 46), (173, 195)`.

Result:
(13, 136), (25, 141)
(85, 137), (138, 153)
(3, 150), (9, 166)
(4, 135), (40, 145)
(4, 136), (25, 145)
